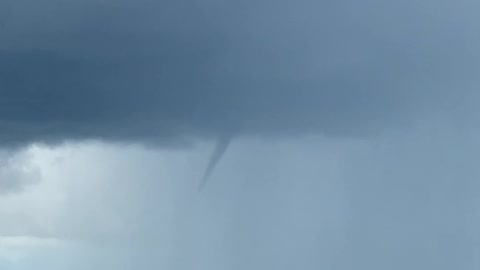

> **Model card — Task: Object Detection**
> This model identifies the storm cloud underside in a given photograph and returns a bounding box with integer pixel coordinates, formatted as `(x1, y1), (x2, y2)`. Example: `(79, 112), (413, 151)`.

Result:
(0, 0), (479, 147)
(1, 1), (480, 269)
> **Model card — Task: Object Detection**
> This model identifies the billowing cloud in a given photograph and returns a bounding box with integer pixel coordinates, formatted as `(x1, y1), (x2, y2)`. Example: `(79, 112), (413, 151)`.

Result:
(0, 0), (479, 147)
(0, 149), (41, 194)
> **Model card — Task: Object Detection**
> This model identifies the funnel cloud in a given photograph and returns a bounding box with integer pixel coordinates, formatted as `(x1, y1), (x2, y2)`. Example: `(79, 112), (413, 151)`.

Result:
(198, 135), (233, 189)
(0, 0), (480, 269)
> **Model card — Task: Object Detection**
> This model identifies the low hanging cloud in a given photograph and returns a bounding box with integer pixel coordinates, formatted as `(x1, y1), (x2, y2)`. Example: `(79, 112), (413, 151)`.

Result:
(0, 0), (479, 148)
(0, 149), (41, 194)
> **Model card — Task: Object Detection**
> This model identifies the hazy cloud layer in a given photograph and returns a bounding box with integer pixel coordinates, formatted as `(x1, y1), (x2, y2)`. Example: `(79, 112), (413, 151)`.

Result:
(1, 0), (479, 147)
(1, 121), (479, 269)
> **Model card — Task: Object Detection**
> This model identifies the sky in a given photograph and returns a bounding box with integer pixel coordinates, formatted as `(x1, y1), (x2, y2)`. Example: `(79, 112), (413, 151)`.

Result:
(1, 0), (480, 269)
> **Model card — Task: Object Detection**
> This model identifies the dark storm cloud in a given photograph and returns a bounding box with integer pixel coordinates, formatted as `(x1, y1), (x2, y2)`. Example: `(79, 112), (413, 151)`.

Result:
(0, 0), (479, 147)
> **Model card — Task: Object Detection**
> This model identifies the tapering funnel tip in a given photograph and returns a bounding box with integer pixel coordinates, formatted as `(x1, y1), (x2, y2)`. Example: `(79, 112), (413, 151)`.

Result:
(198, 134), (233, 190)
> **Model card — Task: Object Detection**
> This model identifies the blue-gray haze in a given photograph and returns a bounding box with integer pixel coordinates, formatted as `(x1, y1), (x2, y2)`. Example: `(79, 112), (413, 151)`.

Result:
(0, 0), (479, 269)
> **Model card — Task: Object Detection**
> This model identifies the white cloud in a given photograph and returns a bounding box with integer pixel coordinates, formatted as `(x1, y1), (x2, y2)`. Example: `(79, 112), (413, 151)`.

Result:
(0, 148), (42, 194)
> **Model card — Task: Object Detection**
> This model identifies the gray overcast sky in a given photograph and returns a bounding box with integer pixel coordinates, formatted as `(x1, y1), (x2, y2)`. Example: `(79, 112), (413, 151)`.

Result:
(0, 0), (479, 145)
(1, 0), (480, 269)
